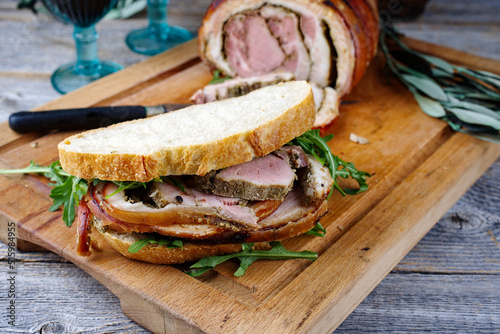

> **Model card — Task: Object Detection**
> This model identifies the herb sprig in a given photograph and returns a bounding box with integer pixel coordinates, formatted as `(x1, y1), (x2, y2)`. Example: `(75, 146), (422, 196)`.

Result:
(104, 176), (185, 199)
(208, 70), (232, 85)
(186, 241), (318, 277)
(306, 222), (326, 237)
(290, 129), (370, 197)
(0, 160), (87, 226)
(381, 24), (500, 143)
(128, 236), (183, 253)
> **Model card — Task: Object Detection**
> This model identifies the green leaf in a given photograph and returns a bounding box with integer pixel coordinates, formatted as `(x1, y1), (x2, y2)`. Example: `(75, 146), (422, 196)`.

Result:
(234, 256), (258, 277)
(162, 177), (186, 193)
(431, 67), (454, 79)
(129, 236), (183, 253)
(289, 130), (369, 198)
(128, 237), (157, 253)
(401, 74), (448, 101)
(106, 180), (149, 199)
(209, 70), (232, 85)
(421, 55), (455, 74)
(446, 107), (500, 130)
(0, 160), (89, 227)
(306, 223), (326, 237)
(475, 70), (500, 81)
(170, 240), (183, 250)
(380, 22), (500, 143)
(411, 90), (446, 118)
(186, 241), (317, 277)
(444, 96), (500, 121)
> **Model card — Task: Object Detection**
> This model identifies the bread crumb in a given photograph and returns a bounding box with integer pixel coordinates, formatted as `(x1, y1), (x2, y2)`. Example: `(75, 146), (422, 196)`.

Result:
(30, 142), (38, 148)
(350, 133), (369, 144)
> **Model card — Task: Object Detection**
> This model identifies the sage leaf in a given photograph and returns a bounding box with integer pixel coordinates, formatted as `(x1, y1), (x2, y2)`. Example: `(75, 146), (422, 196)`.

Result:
(412, 91), (446, 117)
(431, 67), (454, 78)
(402, 74), (448, 101)
(381, 23), (500, 142)
(421, 55), (455, 74)
(476, 70), (500, 81)
(444, 96), (500, 121)
(447, 107), (500, 130)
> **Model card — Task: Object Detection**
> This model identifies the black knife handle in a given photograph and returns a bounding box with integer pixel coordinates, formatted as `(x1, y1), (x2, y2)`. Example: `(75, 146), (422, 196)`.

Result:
(8, 106), (148, 133)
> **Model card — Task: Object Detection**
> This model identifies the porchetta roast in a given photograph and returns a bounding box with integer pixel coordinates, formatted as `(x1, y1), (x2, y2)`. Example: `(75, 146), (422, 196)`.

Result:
(193, 0), (379, 128)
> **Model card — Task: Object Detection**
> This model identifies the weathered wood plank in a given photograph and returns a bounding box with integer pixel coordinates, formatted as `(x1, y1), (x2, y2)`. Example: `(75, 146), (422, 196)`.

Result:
(395, 159), (500, 274)
(0, 0), (499, 332)
(337, 273), (500, 333)
(1, 243), (498, 333)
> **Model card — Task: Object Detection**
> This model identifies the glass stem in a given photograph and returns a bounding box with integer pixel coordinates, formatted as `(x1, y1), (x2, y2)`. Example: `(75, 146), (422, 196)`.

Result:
(74, 25), (100, 76)
(148, 0), (170, 38)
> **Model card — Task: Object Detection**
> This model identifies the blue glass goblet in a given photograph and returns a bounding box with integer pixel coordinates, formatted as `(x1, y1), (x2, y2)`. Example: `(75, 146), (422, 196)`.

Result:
(126, 0), (193, 56)
(41, 0), (123, 94)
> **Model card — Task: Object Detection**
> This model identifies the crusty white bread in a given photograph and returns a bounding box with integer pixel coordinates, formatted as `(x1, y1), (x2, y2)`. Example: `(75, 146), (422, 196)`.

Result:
(93, 218), (271, 264)
(58, 81), (316, 182)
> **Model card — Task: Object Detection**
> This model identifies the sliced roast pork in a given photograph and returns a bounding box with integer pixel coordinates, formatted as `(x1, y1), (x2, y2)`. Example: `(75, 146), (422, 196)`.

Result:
(191, 76), (339, 128)
(96, 182), (261, 230)
(192, 153), (296, 201)
(82, 147), (335, 246)
(190, 72), (294, 104)
(87, 179), (329, 244)
(275, 145), (308, 169)
(298, 154), (334, 205)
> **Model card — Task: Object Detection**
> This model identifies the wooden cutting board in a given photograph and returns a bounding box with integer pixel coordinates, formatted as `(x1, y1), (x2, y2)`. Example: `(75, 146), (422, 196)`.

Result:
(0, 38), (499, 334)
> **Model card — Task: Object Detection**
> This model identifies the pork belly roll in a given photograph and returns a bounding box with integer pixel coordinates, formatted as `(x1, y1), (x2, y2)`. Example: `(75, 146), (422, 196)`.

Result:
(198, 0), (379, 97)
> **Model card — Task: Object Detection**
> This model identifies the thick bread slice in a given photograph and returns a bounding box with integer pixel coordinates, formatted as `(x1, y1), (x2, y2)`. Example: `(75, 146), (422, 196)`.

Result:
(59, 81), (315, 182)
(93, 219), (270, 265)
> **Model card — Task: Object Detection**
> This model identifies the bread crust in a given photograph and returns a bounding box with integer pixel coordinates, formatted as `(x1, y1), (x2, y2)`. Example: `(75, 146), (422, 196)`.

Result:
(58, 82), (315, 182)
(93, 220), (272, 265)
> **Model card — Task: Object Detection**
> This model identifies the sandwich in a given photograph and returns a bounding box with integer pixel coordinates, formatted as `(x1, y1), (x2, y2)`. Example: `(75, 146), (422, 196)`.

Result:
(55, 81), (368, 275)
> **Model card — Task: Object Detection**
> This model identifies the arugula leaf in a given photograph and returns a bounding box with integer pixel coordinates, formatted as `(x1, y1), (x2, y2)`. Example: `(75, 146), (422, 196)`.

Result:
(105, 180), (149, 199)
(0, 160), (87, 227)
(209, 70), (232, 85)
(161, 176), (186, 193)
(128, 236), (183, 253)
(186, 241), (317, 277)
(290, 129), (370, 197)
(306, 222), (326, 237)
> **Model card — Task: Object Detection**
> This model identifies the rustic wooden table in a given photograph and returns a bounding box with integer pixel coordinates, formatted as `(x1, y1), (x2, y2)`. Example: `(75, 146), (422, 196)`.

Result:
(0, 0), (499, 332)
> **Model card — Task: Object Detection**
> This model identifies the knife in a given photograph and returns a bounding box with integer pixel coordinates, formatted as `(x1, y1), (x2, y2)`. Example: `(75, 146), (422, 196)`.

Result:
(8, 103), (192, 133)
(8, 100), (357, 133)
